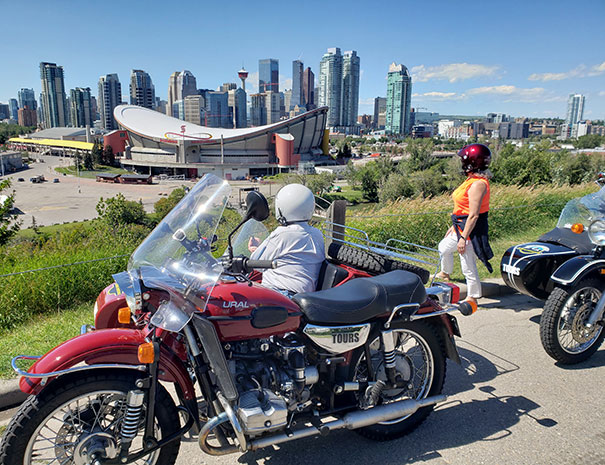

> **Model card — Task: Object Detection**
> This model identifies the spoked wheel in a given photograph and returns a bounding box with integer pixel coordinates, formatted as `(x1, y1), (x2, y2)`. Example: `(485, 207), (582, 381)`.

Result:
(0, 372), (181, 465)
(350, 321), (446, 440)
(540, 279), (605, 364)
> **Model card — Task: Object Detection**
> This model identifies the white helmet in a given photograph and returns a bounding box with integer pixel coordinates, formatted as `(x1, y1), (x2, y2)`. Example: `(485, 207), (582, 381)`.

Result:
(275, 184), (315, 225)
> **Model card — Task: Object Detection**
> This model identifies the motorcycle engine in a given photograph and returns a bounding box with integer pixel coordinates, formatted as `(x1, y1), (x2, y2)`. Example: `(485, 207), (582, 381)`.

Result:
(226, 334), (319, 436)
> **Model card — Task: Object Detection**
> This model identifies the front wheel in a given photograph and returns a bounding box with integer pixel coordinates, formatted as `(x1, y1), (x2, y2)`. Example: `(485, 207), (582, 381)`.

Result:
(0, 372), (181, 465)
(349, 321), (446, 441)
(540, 278), (605, 364)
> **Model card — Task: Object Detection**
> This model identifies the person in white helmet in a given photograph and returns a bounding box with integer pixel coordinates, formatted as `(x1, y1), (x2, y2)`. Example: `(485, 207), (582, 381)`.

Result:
(249, 183), (325, 297)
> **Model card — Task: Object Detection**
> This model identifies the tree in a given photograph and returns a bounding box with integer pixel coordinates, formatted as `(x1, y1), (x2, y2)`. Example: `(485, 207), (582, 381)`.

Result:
(574, 134), (604, 149)
(102, 145), (115, 166)
(154, 187), (186, 221)
(83, 151), (95, 171)
(307, 172), (335, 195)
(405, 138), (435, 172)
(96, 193), (147, 228)
(91, 140), (103, 165)
(0, 179), (21, 245)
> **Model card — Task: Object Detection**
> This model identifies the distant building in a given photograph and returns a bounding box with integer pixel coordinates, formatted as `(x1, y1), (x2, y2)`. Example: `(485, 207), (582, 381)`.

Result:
(0, 104), (10, 120)
(292, 60), (303, 109)
(302, 67), (315, 109)
(18, 106), (37, 127)
(265, 91), (281, 124)
(412, 124), (434, 138)
(205, 91), (230, 128)
(566, 94), (585, 126)
(250, 93), (266, 126)
(373, 97), (386, 129)
(498, 122), (529, 139)
(184, 95), (204, 125)
(259, 59), (279, 93)
(228, 88), (247, 128)
(9, 99), (18, 120)
(70, 87), (93, 128)
(411, 110), (439, 125)
(572, 121), (590, 138)
(357, 114), (372, 128)
(167, 70), (197, 117)
(220, 83), (236, 93)
(283, 89), (292, 115)
(98, 74), (122, 130)
(341, 50), (360, 129)
(385, 62), (412, 135)
(319, 47), (343, 127)
(129, 69), (155, 109)
(18, 88), (37, 110)
(40, 62), (68, 128)
(438, 119), (461, 137)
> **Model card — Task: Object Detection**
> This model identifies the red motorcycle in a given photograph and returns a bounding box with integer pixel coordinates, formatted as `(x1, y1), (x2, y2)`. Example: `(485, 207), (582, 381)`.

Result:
(1, 174), (476, 465)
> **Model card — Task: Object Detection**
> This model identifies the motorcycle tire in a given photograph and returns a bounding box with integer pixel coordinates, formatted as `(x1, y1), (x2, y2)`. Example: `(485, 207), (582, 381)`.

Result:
(0, 372), (181, 465)
(540, 278), (605, 365)
(327, 243), (431, 284)
(349, 320), (446, 441)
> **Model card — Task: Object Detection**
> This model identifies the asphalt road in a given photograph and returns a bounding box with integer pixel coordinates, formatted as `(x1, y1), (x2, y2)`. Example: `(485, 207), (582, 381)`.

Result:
(4, 155), (278, 227)
(166, 293), (603, 465)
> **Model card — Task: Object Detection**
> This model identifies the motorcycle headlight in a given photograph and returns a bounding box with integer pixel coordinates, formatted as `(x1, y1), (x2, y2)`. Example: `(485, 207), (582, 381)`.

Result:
(588, 219), (605, 245)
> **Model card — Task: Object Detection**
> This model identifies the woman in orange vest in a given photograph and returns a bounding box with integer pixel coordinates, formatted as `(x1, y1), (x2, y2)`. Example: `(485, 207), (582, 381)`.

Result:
(436, 143), (494, 305)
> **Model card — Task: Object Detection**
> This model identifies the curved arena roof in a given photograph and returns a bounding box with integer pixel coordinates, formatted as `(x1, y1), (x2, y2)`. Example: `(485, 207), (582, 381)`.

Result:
(114, 104), (328, 145)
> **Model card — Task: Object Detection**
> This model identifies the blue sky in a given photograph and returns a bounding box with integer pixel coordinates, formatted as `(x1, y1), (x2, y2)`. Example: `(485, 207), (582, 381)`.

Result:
(1, 0), (604, 119)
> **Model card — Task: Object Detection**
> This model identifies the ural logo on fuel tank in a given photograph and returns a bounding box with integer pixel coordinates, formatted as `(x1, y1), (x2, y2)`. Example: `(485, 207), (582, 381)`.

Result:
(223, 301), (250, 309)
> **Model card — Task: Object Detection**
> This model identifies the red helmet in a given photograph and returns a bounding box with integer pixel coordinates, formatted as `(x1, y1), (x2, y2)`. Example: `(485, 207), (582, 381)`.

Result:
(457, 143), (491, 173)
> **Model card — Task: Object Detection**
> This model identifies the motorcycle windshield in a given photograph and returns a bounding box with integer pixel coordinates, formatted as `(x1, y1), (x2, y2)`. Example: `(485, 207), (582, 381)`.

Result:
(230, 219), (270, 258)
(128, 174), (231, 317)
(557, 186), (605, 230)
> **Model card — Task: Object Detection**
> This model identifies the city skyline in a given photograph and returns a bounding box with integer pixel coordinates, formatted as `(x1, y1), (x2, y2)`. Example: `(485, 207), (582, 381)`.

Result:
(0, 0), (604, 120)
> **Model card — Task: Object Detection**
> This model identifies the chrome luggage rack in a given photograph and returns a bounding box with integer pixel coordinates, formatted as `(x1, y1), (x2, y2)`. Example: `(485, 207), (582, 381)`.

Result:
(321, 221), (441, 284)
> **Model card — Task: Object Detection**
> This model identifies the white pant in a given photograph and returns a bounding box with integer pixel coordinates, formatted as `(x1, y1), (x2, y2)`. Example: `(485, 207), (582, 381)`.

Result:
(438, 232), (482, 299)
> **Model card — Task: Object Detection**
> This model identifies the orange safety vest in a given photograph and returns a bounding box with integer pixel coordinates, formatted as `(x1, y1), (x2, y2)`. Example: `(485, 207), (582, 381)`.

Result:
(452, 175), (490, 216)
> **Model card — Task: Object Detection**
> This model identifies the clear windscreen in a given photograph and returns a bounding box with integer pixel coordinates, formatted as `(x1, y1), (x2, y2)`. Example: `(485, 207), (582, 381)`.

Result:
(230, 219), (270, 258)
(128, 174), (231, 316)
(557, 186), (605, 229)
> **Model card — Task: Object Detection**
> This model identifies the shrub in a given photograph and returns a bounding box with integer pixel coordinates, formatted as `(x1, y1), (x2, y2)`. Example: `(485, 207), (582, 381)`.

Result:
(154, 187), (187, 221)
(96, 194), (147, 228)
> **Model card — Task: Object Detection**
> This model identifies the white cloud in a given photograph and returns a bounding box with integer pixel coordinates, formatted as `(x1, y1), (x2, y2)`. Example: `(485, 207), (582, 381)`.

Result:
(465, 85), (547, 102)
(412, 91), (462, 101)
(411, 63), (499, 83)
(599, 91), (605, 97)
(246, 71), (259, 93)
(528, 61), (605, 81)
(280, 77), (292, 90)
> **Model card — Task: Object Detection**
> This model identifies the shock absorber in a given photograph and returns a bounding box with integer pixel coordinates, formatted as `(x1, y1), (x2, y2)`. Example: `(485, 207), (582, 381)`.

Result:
(119, 389), (145, 457)
(381, 330), (399, 385)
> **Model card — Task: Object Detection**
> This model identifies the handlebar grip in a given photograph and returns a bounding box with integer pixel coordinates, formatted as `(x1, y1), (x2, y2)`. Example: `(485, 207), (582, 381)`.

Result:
(245, 259), (277, 270)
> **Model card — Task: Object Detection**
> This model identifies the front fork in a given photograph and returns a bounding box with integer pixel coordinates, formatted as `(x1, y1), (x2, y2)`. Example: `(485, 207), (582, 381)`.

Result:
(586, 290), (605, 328)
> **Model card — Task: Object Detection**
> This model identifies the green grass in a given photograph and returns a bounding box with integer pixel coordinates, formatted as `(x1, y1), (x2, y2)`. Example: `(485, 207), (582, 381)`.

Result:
(16, 220), (95, 239)
(0, 302), (93, 379)
(55, 165), (130, 179)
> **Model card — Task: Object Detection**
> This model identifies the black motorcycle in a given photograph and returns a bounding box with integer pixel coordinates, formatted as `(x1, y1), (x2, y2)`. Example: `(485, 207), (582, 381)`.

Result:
(501, 186), (605, 363)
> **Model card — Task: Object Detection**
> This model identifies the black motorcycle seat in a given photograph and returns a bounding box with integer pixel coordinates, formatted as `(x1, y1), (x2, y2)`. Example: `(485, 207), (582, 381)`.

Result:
(538, 227), (593, 255)
(293, 270), (426, 325)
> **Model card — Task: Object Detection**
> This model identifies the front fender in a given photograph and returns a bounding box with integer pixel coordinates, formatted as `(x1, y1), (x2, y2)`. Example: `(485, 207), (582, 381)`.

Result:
(551, 256), (605, 287)
(19, 328), (195, 400)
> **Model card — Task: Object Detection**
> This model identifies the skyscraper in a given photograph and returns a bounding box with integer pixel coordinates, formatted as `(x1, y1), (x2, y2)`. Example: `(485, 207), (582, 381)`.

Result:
(70, 87), (93, 128)
(98, 74), (122, 130)
(130, 70), (155, 109)
(250, 93), (266, 126)
(259, 59), (279, 93)
(205, 91), (230, 128)
(228, 88), (247, 128)
(18, 88), (37, 110)
(373, 97), (386, 129)
(167, 71), (180, 116)
(40, 62), (68, 128)
(167, 70), (197, 117)
(9, 99), (18, 120)
(291, 60), (303, 109)
(341, 50), (360, 128)
(184, 95), (204, 125)
(566, 94), (585, 126)
(302, 67), (315, 109)
(265, 91), (281, 124)
(319, 48), (343, 127)
(385, 62), (412, 135)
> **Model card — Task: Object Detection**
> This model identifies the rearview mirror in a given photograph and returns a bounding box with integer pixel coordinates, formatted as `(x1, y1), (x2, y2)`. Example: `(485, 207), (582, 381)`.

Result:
(245, 191), (269, 222)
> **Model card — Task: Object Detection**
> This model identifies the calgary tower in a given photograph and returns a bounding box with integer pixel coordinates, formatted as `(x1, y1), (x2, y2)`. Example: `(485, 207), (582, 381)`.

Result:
(238, 67), (248, 91)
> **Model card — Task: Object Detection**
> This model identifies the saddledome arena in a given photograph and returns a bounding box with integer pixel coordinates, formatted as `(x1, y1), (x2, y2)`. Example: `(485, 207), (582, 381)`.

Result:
(114, 105), (330, 179)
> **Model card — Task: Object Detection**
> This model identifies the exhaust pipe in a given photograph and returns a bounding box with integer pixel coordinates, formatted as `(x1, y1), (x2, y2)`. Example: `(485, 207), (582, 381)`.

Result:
(248, 394), (446, 451)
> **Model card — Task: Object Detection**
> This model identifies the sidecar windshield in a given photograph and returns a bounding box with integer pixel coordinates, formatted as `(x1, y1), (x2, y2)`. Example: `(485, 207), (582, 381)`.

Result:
(128, 174), (231, 309)
(557, 186), (605, 229)
(230, 219), (270, 258)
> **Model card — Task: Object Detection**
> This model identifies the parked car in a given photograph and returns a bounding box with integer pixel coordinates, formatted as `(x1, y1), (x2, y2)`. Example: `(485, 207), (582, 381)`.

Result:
(53, 178), (59, 183)
(17, 178), (24, 182)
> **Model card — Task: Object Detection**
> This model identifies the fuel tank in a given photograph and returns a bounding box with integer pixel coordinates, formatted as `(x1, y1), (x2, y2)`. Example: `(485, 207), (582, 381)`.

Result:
(204, 280), (301, 341)
(500, 241), (577, 300)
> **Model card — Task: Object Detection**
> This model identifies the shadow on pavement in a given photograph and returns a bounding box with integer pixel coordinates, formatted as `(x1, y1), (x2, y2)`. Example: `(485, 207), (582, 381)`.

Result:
(479, 293), (542, 313)
(236, 388), (555, 465)
(554, 347), (605, 370)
